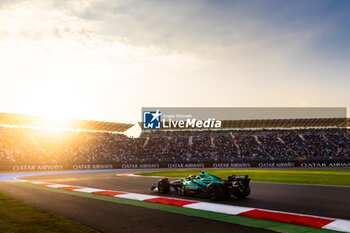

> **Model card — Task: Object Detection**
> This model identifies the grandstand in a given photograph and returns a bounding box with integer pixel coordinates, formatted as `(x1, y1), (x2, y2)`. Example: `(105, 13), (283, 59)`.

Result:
(0, 112), (134, 132)
(0, 112), (350, 171)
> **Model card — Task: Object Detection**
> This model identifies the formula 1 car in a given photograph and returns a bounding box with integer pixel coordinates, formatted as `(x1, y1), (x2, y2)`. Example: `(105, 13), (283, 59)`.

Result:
(151, 171), (250, 200)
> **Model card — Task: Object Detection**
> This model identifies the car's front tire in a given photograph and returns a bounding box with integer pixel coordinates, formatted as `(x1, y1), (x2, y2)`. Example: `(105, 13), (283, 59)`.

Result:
(157, 178), (171, 194)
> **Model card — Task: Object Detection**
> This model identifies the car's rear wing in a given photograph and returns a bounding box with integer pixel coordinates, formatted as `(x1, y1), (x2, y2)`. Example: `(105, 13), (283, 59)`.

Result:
(229, 175), (250, 184)
(232, 175), (249, 180)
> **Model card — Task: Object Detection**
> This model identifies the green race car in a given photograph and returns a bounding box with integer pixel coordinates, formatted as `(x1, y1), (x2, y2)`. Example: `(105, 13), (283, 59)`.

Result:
(151, 171), (250, 200)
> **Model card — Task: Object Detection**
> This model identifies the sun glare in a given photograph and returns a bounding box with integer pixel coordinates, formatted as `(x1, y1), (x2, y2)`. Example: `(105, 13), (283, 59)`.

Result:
(26, 80), (82, 121)
(42, 115), (67, 129)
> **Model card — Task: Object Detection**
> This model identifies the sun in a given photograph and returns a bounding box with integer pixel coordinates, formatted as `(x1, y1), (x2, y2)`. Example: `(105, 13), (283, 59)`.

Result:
(47, 115), (65, 124)
(25, 80), (83, 122)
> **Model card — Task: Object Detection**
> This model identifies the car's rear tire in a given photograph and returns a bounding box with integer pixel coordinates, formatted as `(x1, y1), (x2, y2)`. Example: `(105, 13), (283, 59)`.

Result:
(207, 183), (225, 200)
(233, 185), (250, 198)
(157, 178), (170, 194)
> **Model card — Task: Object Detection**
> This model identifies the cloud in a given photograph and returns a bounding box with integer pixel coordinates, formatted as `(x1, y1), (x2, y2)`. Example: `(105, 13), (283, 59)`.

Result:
(0, 0), (350, 120)
(0, 0), (200, 81)
(0, 0), (204, 121)
(46, 0), (335, 85)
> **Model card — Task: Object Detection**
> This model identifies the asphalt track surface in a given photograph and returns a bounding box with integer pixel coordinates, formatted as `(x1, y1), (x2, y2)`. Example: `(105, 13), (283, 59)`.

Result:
(1, 170), (350, 233)
(19, 171), (350, 219)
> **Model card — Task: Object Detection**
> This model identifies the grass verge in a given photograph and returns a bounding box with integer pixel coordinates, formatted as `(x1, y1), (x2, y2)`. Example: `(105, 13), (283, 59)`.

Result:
(137, 169), (350, 186)
(0, 191), (98, 233)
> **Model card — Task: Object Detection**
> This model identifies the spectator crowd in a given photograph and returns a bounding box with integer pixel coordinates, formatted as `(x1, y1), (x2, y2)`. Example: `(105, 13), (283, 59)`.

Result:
(0, 127), (349, 165)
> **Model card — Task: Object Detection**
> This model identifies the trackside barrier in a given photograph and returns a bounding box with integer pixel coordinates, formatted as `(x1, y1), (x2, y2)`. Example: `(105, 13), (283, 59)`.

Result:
(2, 161), (350, 171)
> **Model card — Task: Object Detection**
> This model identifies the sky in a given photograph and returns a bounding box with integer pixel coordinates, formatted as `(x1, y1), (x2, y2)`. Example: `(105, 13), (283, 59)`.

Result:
(0, 0), (349, 129)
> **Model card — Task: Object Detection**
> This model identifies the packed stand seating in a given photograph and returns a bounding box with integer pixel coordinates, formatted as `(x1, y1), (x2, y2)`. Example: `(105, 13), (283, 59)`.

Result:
(190, 133), (215, 161)
(324, 130), (350, 158)
(0, 126), (350, 165)
(213, 132), (239, 161)
(235, 133), (264, 160)
(258, 134), (290, 159)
